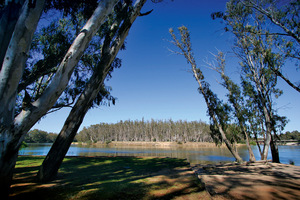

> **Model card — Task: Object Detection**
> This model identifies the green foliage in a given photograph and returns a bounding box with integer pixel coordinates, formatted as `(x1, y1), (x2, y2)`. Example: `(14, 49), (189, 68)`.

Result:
(16, 0), (123, 115)
(44, 0), (99, 23)
(280, 130), (300, 141)
(25, 129), (58, 143)
(19, 141), (28, 149)
(76, 119), (211, 143)
(213, 0), (300, 92)
(170, 26), (245, 153)
(216, 0), (289, 138)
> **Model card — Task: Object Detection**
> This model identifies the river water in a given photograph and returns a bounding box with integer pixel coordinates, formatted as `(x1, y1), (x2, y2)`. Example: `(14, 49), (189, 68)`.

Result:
(19, 143), (300, 166)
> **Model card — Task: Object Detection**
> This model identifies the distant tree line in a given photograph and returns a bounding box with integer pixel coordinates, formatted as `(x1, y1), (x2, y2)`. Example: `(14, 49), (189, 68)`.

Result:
(26, 127), (300, 144)
(24, 129), (58, 143)
(76, 119), (212, 143)
(279, 131), (300, 141)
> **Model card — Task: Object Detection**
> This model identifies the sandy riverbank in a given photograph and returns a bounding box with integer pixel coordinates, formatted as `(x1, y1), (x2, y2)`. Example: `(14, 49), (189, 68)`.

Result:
(75, 141), (235, 148)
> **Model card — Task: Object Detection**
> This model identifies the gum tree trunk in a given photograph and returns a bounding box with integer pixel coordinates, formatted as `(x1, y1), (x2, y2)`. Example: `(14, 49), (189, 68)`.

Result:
(270, 134), (280, 163)
(0, 0), (117, 197)
(0, 1), (45, 198)
(37, 0), (147, 182)
(241, 125), (256, 162)
(0, 0), (26, 66)
(169, 27), (243, 163)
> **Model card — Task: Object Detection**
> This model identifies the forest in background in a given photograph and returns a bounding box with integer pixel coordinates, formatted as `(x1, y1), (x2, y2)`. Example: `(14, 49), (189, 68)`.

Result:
(76, 119), (212, 143)
(25, 120), (300, 144)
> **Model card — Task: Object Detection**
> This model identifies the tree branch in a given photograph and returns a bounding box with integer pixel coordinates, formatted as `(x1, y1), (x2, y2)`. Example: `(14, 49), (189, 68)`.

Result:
(274, 69), (300, 93)
(243, 0), (300, 44)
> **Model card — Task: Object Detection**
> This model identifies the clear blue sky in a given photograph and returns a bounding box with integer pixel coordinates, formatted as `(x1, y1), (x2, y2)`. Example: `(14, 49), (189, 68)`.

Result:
(33, 0), (300, 133)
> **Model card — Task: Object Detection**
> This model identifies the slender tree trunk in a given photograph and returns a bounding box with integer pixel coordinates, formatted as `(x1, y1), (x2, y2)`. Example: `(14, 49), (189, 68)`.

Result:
(214, 116), (243, 163)
(261, 107), (272, 160)
(270, 133), (280, 163)
(37, 99), (92, 181)
(198, 76), (243, 163)
(254, 133), (263, 158)
(0, 0), (117, 197)
(250, 66), (273, 161)
(242, 126), (256, 162)
(169, 27), (243, 163)
(269, 110), (280, 163)
(37, 0), (147, 182)
(274, 70), (300, 93)
(194, 70), (243, 163)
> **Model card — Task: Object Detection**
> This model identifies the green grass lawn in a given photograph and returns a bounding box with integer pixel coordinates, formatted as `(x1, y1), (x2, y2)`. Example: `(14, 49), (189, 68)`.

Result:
(10, 156), (209, 200)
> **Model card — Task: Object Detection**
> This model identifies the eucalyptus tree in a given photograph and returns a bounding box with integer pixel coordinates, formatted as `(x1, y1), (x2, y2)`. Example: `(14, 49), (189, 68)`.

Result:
(206, 51), (256, 162)
(240, 0), (300, 93)
(0, 0), (118, 196)
(240, 77), (265, 158)
(16, 1), (118, 116)
(169, 26), (243, 163)
(37, 0), (149, 182)
(213, 0), (300, 92)
(213, 0), (289, 162)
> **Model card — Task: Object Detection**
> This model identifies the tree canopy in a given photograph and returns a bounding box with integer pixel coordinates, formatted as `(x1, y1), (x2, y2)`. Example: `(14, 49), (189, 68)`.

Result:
(76, 119), (211, 143)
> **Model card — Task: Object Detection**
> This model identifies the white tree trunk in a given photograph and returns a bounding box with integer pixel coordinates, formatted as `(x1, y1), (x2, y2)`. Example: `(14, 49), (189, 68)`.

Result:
(0, 0), (45, 128)
(37, 0), (148, 182)
(0, 0), (118, 197)
(0, 0), (26, 66)
(14, 0), (118, 133)
(0, 1), (45, 197)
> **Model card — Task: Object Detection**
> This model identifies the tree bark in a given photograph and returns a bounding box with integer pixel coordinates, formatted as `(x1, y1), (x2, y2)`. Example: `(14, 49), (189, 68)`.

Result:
(274, 70), (300, 93)
(0, 0), (26, 68)
(0, 1), (45, 198)
(242, 126), (256, 162)
(169, 27), (243, 163)
(0, 0), (45, 128)
(212, 114), (243, 163)
(270, 134), (280, 163)
(261, 103), (272, 160)
(0, 0), (117, 197)
(0, 127), (31, 198)
(193, 63), (243, 163)
(37, 0), (147, 182)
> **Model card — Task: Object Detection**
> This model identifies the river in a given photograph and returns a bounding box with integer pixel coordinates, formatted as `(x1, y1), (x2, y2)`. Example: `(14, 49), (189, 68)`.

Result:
(19, 143), (300, 166)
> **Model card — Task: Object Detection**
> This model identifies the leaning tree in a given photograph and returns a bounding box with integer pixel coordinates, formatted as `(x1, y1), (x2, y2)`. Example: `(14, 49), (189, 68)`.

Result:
(0, 0), (118, 197)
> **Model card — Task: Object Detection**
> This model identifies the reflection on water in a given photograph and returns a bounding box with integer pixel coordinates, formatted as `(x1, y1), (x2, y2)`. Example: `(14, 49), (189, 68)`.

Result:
(19, 143), (300, 165)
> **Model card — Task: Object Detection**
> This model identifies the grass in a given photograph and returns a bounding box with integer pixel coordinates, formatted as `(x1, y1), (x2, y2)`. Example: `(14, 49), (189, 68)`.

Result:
(10, 156), (209, 200)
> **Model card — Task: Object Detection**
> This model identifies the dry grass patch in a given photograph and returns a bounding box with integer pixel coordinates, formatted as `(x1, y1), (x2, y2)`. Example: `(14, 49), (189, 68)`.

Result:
(10, 156), (211, 200)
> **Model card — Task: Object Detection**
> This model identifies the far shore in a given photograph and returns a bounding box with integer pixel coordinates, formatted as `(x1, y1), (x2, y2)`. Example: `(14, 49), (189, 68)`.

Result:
(73, 141), (238, 148)
(72, 141), (300, 148)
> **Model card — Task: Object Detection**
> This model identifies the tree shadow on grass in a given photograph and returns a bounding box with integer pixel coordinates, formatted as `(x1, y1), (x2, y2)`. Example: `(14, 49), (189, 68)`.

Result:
(194, 162), (300, 200)
(10, 156), (208, 200)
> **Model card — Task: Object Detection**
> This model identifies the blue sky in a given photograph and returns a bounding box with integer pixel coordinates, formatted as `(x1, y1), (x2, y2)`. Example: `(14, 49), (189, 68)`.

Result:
(33, 0), (300, 133)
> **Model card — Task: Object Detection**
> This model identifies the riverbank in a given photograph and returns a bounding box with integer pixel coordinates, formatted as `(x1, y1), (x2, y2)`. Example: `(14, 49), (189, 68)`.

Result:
(192, 161), (300, 199)
(75, 141), (233, 148)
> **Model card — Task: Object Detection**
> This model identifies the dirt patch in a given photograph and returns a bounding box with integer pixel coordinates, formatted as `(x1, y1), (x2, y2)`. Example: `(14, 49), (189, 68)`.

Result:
(143, 167), (210, 200)
(192, 161), (300, 200)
